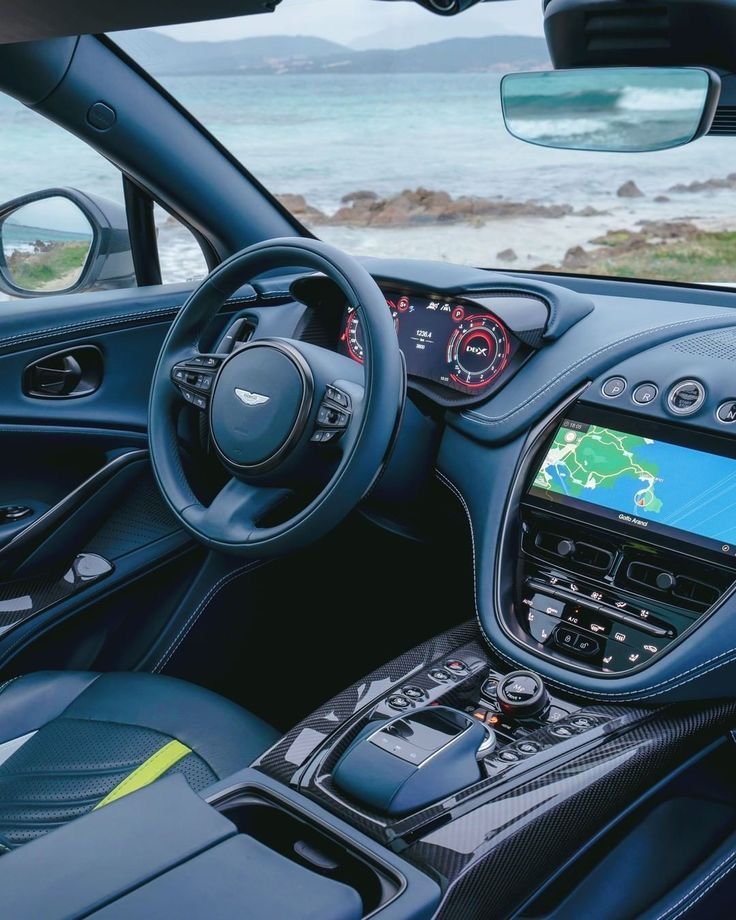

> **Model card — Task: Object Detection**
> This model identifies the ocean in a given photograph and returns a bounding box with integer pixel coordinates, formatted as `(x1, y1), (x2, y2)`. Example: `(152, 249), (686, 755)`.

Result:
(2, 73), (735, 281)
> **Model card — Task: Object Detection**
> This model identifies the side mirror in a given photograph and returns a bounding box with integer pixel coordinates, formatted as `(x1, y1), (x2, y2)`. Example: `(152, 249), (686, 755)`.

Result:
(501, 67), (721, 153)
(0, 188), (135, 298)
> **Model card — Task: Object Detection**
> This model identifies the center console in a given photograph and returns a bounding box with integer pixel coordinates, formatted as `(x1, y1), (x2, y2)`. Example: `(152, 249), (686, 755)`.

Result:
(504, 404), (736, 676)
(248, 620), (736, 919)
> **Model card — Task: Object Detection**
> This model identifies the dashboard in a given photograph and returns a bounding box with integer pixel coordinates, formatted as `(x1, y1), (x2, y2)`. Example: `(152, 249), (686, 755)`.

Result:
(337, 291), (521, 401)
(243, 256), (736, 701)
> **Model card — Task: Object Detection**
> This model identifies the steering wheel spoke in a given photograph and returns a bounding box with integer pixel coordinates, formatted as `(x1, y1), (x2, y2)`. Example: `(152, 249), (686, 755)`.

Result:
(170, 353), (224, 411)
(183, 478), (291, 544)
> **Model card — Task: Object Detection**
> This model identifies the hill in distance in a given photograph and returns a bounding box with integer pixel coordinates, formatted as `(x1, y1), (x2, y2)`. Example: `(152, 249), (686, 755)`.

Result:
(114, 30), (549, 75)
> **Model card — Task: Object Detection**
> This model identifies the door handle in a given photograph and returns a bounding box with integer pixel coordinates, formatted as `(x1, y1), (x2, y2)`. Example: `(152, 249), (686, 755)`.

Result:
(23, 345), (103, 399)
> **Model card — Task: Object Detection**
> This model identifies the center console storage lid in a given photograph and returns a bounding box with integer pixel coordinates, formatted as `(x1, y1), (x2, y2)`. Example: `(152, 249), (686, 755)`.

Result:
(91, 834), (364, 920)
(0, 775), (235, 919)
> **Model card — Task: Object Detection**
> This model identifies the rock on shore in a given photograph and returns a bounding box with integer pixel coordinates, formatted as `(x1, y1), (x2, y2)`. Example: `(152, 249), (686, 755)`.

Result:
(617, 181), (644, 198)
(277, 187), (580, 228)
(669, 174), (736, 193)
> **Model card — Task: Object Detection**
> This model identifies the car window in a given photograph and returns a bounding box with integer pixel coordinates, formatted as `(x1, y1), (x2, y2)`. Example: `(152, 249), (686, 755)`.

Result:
(0, 93), (209, 301)
(118, 0), (736, 286)
(154, 204), (209, 285)
(0, 93), (137, 301)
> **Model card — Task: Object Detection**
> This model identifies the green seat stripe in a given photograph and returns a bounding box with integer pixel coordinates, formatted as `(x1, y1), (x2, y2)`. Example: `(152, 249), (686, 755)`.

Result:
(93, 739), (191, 810)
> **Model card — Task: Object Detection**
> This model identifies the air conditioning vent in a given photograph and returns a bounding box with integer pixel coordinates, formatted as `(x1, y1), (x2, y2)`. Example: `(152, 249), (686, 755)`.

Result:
(709, 107), (736, 136)
(584, 6), (670, 52)
(533, 530), (613, 572)
(619, 554), (730, 612)
(626, 561), (673, 593)
(673, 576), (720, 609)
(298, 308), (338, 349)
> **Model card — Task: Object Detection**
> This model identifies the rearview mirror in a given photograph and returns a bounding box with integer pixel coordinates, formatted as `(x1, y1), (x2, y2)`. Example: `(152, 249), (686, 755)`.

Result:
(0, 189), (135, 298)
(501, 67), (720, 153)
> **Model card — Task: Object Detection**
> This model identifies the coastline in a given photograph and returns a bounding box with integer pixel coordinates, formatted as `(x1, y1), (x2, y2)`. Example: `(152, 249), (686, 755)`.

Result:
(154, 178), (736, 285)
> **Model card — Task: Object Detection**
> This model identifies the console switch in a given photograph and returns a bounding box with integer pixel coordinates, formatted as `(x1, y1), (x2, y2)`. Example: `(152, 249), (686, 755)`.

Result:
(497, 671), (549, 718)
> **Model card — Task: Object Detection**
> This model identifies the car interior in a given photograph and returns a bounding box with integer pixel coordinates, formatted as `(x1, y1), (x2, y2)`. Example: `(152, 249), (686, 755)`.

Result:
(1, 0), (736, 917)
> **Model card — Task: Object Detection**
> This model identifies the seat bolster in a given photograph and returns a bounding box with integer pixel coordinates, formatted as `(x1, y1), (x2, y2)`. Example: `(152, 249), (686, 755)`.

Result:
(62, 673), (280, 778)
(0, 672), (100, 744)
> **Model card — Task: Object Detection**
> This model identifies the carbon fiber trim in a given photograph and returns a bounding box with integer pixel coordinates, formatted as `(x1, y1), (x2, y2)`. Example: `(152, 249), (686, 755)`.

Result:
(257, 620), (736, 918)
(254, 621), (481, 783)
(424, 701), (736, 919)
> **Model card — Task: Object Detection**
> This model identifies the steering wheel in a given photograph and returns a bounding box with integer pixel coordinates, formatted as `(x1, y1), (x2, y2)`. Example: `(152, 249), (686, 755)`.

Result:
(148, 238), (404, 557)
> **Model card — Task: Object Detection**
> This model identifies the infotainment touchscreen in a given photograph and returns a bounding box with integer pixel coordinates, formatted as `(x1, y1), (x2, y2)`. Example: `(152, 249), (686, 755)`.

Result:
(527, 411), (736, 558)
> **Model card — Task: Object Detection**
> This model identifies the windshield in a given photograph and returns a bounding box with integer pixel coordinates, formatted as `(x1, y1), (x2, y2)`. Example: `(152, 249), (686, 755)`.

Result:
(119, 0), (736, 286)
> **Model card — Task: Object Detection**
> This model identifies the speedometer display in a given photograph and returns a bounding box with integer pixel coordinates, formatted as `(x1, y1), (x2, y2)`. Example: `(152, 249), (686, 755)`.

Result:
(339, 293), (514, 397)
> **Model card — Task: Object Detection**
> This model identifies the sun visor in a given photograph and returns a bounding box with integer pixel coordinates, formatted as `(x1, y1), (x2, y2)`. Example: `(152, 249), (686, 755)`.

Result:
(0, 0), (282, 45)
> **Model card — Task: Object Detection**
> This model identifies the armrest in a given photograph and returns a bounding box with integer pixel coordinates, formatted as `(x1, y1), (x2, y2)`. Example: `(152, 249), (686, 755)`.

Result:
(0, 775), (235, 919)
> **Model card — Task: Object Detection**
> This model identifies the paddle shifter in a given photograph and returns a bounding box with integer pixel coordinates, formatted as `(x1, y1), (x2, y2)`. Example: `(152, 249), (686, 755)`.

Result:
(333, 706), (493, 817)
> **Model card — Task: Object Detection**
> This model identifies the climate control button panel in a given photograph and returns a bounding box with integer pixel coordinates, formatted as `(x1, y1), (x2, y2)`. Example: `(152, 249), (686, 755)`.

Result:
(521, 569), (685, 673)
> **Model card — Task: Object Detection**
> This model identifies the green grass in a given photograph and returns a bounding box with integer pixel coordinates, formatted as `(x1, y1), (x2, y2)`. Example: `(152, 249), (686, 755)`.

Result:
(7, 241), (90, 291)
(574, 230), (736, 284)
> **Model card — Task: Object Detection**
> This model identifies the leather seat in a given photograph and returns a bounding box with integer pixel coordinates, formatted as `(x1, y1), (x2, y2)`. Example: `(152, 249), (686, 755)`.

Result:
(0, 671), (279, 851)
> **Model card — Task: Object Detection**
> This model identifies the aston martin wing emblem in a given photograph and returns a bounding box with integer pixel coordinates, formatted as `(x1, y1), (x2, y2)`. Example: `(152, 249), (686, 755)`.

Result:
(234, 388), (270, 407)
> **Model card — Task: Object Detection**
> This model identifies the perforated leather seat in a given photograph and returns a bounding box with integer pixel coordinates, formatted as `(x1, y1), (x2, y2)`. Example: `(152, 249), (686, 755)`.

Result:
(0, 671), (279, 851)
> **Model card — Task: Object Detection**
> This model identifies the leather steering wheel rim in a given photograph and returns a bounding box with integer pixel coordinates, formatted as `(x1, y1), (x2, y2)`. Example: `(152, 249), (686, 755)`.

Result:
(148, 237), (404, 557)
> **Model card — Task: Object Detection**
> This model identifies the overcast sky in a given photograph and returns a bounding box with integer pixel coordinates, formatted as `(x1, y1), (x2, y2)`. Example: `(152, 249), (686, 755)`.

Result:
(155, 0), (544, 48)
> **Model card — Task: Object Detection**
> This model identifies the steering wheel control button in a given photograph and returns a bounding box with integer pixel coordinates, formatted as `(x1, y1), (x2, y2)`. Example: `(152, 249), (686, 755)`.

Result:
(311, 430), (338, 443)
(497, 671), (549, 718)
(312, 386), (352, 443)
(633, 383), (658, 405)
(717, 400), (736, 423)
(387, 695), (411, 711)
(429, 668), (451, 683)
(668, 379), (706, 415)
(601, 376), (627, 399)
(317, 406), (349, 428)
(325, 385), (350, 409)
(171, 357), (224, 410)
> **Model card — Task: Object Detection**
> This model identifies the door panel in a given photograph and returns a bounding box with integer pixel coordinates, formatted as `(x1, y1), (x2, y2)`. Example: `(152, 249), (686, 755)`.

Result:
(0, 278), (270, 672)
(0, 283), (202, 670)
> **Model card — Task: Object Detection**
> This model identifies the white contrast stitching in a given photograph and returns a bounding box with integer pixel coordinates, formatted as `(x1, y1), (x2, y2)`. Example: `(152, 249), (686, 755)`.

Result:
(0, 677), (19, 696)
(0, 291), (270, 354)
(153, 560), (268, 672)
(435, 470), (736, 701)
(658, 851), (736, 920)
(0, 306), (178, 352)
(461, 313), (731, 427)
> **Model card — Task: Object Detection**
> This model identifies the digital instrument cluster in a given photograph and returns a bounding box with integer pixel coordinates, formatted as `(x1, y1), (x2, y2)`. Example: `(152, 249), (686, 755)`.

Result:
(339, 292), (515, 397)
